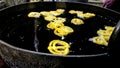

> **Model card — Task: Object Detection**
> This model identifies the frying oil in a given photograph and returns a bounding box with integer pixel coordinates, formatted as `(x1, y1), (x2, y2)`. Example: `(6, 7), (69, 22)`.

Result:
(0, 11), (116, 55)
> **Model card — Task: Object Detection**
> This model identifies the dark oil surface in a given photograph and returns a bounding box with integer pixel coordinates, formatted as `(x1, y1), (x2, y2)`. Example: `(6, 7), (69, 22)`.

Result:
(0, 10), (116, 55)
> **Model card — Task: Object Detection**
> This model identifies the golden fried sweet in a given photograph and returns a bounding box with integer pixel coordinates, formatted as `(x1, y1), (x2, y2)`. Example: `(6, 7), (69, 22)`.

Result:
(69, 10), (95, 19)
(71, 18), (84, 25)
(69, 10), (77, 14)
(76, 11), (83, 14)
(40, 11), (52, 17)
(49, 11), (61, 16)
(102, 34), (111, 41)
(83, 13), (96, 19)
(46, 9), (64, 16)
(54, 26), (74, 37)
(44, 15), (56, 21)
(91, 26), (115, 46)
(53, 17), (66, 23)
(97, 26), (115, 36)
(48, 40), (70, 56)
(47, 22), (64, 29)
(49, 9), (65, 16)
(28, 12), (40, 18)
(105, 26), (115, 32)
(56, 9), (65, 13)
(92, 36), (108, 46)
(76, 12), (84, 18)
(97, 29), (110, 36)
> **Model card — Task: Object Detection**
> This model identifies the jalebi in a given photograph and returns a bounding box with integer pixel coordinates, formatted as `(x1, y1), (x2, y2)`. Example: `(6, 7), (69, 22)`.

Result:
(71, 18), (84, 25)
(47, 22), (64, 29)
(92, 36), (108, 46)
(28, 12), (40, 18)
(44, 15), (56, 21)
(47, 40), (70, 56)
(54, 26), (74, 36)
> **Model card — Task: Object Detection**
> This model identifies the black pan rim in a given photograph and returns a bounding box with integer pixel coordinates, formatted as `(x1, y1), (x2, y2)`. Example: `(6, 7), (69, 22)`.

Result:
(0, 40), (108, 58)
(0, 1), (120, 15)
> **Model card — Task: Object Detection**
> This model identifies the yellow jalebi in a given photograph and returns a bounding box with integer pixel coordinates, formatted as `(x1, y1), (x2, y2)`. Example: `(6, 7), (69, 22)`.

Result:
(105, 26), (115, 34)
(71, 18), (84, 25)
(47, 22), (64, 29)
(28, 12), (40, 18)
(53, 17), (66, 23)
(83, 13), (96, 19)
(47, 40), (70, 56)
(44, 15), (56, 22)
(91, 26), (115, 46)
(49, 9), (65, 16)
(76, 12), (84, 18)
(97, 29), (110, 36)
(69, 10), (95, 19)
(97, 30), (111, 41)
(76, 11), (84, 14)
(97, 26), (115, 37)
(102, 34), (111, 41)
(92, 36), (108, 46)
(56, 9), (65, 14)
(105, 26), (115, 30)
(49, 11), (61, 16)
(40, 11), (52, 17)
(54, 26), (74, 37)
(69, 10), (83, 15)
(69, 10), (76, 14)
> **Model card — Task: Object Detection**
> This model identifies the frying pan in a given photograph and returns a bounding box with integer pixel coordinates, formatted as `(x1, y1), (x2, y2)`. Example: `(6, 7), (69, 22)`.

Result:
(0, 2), (120, 68)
